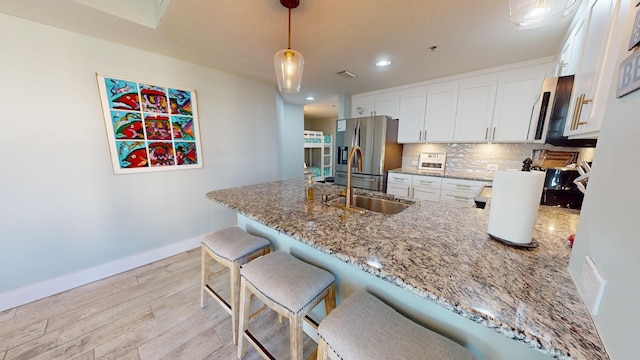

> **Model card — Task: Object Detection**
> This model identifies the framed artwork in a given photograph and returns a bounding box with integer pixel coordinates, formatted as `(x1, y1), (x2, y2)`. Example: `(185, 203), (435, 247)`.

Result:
(628, 9), (640, 50)
(96, 74), (203, 174)
(616, 50), (640, 98)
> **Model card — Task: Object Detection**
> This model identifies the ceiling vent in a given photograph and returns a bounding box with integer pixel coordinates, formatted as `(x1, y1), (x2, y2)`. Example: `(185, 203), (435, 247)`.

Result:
(336, 70), (357, 78)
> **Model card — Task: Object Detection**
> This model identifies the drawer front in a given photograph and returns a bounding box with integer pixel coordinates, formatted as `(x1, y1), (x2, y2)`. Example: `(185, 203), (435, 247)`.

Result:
(412, 175), (442, 189)
(440, 189), (476, 206)
(387, 173), (412, 184)
(413, 187), (441, 202)
(440, 178), (486, 194)
(387, 183), (411, 197)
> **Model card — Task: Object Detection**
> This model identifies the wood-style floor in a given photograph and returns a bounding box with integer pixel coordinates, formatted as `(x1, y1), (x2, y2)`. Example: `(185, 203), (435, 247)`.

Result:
(0, 248), (316, 360)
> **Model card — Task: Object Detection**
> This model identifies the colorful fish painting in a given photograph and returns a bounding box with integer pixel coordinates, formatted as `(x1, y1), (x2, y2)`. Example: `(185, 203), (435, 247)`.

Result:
(106, 78), (140, 111)
(171, 116), (195, 140)
(111, 111), (143, 139)
(175, 142), (197, 165)
(148, 142), (175, 166)
(140, 84), (168, 113)
(169, 88), (192, 115)
(117, 141), (148, 168)
(144, 114), (172, 140)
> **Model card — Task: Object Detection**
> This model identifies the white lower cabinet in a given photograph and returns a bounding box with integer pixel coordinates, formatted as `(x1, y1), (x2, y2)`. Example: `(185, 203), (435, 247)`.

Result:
(411, 175), (442, 201)
(386, 173), (412, 197)
(388, 173), (487, 206)
(439, 178), (487, 206)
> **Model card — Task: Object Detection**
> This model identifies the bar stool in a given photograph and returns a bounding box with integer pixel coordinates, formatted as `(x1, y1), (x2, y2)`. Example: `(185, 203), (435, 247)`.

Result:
(238, 250), (336, 360)
(317, 290), (476, 360)
(200, 226), (271, 344)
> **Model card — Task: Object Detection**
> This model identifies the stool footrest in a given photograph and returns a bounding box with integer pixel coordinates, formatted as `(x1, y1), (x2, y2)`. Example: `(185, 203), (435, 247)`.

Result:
(244, 329), (276, 360)
(204, 284), (231, 314)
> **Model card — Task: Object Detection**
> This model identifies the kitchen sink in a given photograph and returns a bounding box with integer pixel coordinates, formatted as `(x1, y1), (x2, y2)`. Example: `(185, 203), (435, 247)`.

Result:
(329, 195), (412, 215)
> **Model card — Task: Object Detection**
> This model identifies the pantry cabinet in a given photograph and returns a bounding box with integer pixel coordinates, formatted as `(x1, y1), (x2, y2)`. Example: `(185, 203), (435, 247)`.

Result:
(564, 0), (625, 139)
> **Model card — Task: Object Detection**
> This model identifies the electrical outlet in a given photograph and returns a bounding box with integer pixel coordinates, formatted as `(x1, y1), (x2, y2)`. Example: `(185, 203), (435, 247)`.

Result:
(578, 255), (606, 315)
(486, 164), (499, 171)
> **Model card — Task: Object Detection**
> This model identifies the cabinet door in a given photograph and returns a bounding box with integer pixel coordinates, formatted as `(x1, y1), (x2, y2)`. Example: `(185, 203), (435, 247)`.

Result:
(565, 0), (619, 138)
(374, 92), (400, 119)
(492, 66), (547, 142)
(397, 87), (427, 143)
(425, 83), (458, 142)
(352, 95), (374, 117)
(387, 173), (412, 197)
(453, 75), (498, 142)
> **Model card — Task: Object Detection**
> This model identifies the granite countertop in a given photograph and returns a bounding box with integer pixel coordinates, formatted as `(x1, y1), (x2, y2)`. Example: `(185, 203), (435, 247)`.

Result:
(389, 167), (494, 182)
(206, 180), (606, 360)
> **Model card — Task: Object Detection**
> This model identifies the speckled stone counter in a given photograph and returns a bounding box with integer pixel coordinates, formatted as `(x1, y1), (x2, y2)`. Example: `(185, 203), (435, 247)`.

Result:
(206, 180), (607, 360)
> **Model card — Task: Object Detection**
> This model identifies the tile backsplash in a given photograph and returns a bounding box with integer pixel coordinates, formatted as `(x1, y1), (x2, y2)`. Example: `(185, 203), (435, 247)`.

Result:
(402, 143), (595, 179)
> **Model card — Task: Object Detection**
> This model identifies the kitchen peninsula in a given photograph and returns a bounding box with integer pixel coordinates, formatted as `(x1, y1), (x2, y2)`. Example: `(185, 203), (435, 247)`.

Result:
(206, 180), (607, 360)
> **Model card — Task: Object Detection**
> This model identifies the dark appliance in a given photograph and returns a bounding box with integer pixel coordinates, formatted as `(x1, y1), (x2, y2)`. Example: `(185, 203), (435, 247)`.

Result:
(540, 167), (584, 209)
(532, 75), (597, 147)
(335, 116), (403, 192)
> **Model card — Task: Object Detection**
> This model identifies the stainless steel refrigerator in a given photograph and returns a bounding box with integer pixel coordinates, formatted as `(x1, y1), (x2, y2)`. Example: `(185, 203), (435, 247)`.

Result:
(335, 116), (403, 192)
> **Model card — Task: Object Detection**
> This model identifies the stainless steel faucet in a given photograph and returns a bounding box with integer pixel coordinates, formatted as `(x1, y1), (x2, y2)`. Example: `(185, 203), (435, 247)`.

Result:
(346, 145), (363, 209)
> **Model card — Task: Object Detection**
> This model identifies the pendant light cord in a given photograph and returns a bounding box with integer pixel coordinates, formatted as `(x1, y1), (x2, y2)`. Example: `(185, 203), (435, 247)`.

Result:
(287, 6), (291, 50)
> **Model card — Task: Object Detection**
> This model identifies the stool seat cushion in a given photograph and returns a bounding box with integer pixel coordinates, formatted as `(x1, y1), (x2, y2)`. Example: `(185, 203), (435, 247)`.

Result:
(202, 227), (270, 262)
(318, 290), (475, 360)
(240, 251), (334, 315)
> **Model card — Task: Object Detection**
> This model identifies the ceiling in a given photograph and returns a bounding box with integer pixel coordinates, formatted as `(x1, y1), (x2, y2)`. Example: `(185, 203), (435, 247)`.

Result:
(0, 0), (576, 120)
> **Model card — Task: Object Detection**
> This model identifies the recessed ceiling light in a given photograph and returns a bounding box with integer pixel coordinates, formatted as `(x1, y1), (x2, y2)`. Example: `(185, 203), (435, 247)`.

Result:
(375, 60), (391, 67)
(306, 96), (315, 101)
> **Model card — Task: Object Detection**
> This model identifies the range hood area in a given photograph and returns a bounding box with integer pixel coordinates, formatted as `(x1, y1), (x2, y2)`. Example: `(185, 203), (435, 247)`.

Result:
(533, 75), (597, 148)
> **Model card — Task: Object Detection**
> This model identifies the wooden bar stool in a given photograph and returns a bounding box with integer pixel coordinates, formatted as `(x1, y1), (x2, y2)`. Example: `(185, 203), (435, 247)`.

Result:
(200, 226), (270, 344)
(316, 290), (475, 360)
(238, 250), (336, 360)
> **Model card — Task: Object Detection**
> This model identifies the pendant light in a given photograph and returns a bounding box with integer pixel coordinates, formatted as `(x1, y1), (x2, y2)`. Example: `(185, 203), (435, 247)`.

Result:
(509, 0), (580, 29)
(274, 0), (304, 93)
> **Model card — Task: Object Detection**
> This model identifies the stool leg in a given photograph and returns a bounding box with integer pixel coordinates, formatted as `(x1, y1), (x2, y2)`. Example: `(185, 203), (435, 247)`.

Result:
(237, 277), (251, 359)
(230, 261), (241, 345)
(290, 314), (303, 360)
(324, 284), (336, 315)
(317, 337), (329, 360)
(200, 245), (209, 309)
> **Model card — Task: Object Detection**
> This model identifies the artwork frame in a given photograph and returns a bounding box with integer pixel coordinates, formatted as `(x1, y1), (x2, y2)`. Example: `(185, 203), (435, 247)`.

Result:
(616, 49), (640, 98)
(96, 74), (203, 174)
(628, 9), (640, 50)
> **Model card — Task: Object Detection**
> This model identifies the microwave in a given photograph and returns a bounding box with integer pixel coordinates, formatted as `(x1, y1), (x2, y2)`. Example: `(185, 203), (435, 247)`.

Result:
(531, 75), (596, 148)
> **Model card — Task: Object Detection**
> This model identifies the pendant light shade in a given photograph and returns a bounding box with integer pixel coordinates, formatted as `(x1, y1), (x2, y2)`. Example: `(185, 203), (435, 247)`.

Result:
(509, 0), (580, 29)
(274, 49), (304, 93)
(275, 0), (304, 93)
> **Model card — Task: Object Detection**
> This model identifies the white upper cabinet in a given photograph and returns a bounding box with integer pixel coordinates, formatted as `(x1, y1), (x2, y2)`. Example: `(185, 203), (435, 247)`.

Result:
(397, 83), (458, 143)
(351, 93), (400, 119)
(453, 74), (498, 142)
(564, 0), (625, 138)
(424, 82), (458, 142)
(492, 65), (547, 142)
(397, 87), (427, 143)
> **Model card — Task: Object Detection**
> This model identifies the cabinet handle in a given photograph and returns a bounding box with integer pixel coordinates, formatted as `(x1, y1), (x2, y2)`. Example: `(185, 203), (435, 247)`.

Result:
(419, 130), (422, 141)
(570, 94), (593, 130)
(410, 187), (413, 197)
(492, 127), (496, 140)
(455, 184), (471, 188)
(392, 177), (407, 182)
(484, 127), (489, 140)
(423, 130), (427, 141)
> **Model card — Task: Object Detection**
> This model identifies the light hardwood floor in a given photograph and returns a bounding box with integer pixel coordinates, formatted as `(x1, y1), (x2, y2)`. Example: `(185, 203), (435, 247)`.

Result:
(0, 248), (316, 360)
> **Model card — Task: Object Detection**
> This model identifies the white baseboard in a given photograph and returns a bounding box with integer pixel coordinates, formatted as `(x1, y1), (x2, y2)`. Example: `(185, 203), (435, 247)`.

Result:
(0, 235), (203, 312)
